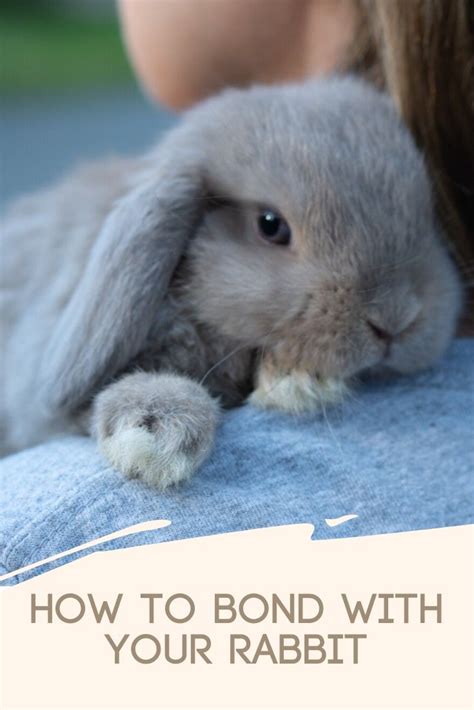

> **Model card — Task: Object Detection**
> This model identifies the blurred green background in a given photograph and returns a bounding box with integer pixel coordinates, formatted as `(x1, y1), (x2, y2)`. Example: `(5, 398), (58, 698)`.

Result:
(0, 0), (133, 94)
(0, 0), (175, 206)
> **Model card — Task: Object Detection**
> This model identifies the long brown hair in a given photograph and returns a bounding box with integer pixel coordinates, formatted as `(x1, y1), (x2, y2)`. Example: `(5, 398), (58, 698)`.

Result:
(348, 0), (474, 284)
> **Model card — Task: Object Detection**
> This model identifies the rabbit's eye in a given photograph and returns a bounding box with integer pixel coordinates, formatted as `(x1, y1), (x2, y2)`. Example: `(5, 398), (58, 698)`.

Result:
(257, 210), (291, 246)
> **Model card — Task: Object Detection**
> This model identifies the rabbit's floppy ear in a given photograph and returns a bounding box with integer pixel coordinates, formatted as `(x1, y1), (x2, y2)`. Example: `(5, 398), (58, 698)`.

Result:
(41, 159), (205, 412)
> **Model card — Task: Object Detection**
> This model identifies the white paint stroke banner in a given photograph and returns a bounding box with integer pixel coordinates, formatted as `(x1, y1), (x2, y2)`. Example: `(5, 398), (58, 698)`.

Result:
(0, 520), (171, 583)
(1, 524), (473, 709)
(0, 513), (360, 583)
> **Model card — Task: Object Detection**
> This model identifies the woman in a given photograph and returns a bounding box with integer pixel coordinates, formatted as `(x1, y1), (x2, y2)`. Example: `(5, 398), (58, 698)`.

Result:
(2, 1), (473, 586)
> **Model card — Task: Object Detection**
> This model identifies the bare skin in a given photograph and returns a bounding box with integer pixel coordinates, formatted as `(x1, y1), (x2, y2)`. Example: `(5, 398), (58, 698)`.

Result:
(118, 0), (357, 109)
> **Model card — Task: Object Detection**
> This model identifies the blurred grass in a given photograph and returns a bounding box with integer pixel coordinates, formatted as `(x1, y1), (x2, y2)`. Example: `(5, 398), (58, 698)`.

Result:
(0, 2), (133, 94)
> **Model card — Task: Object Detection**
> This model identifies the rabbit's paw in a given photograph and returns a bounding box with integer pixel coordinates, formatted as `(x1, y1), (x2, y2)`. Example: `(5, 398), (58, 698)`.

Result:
(249, 368), (348, 415)
(92, 372), (219, 488)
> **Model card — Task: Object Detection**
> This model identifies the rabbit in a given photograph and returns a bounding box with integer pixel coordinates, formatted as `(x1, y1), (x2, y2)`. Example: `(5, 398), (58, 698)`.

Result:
(0, 76), (462, 488)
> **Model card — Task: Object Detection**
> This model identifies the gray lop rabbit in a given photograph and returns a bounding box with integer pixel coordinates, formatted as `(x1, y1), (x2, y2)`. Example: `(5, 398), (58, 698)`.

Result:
(0, 77), (462, 487)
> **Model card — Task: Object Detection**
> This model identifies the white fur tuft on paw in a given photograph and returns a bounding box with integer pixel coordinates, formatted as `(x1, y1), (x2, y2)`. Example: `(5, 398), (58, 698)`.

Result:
(99, 426), (197, 489)
(248, 370), (348, 414)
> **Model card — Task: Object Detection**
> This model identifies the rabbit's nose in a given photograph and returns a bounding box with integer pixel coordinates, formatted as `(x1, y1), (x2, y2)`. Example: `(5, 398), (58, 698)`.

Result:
(367, 307), (420, 348)
(367, 320), (393, 344)
(366, 293), (421, 347)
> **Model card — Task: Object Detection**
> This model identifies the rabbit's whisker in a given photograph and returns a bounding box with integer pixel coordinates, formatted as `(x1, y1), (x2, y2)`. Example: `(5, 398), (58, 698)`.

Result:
(199, 341), (253, 387)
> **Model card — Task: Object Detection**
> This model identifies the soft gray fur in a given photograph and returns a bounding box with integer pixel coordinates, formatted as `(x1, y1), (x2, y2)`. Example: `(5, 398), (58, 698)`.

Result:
(0, 77), (462, 487)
